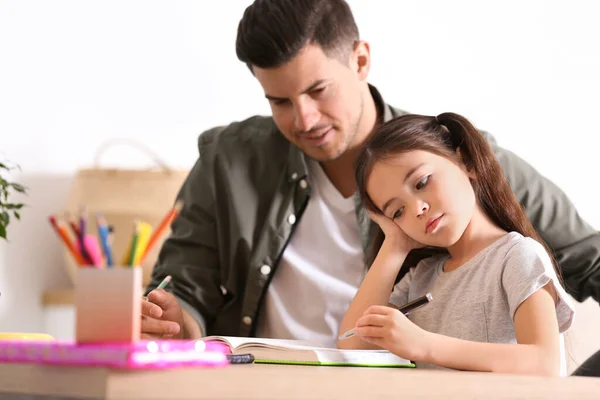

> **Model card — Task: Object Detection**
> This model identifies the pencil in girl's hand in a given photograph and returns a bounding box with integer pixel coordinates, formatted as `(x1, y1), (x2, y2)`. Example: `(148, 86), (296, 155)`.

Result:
(141, 200), (184, 261)
(48, 216), (86, 266)
(338, 293), (433, 340)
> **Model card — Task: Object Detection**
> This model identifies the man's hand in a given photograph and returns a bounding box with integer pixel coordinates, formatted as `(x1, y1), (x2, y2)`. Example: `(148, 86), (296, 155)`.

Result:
(141, 289), (185, 339)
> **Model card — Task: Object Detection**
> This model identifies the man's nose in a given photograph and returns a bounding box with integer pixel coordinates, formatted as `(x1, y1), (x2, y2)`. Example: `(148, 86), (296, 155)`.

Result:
(294, 99), (320, 132)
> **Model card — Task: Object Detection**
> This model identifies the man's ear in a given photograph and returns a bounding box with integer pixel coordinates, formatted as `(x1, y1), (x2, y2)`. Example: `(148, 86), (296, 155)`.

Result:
(351, 40), (371, 81)
(456, 148), (477, 179)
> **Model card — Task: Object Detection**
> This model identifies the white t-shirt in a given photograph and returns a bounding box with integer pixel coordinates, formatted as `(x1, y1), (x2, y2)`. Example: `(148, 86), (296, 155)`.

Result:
(255, 160), (365, 347)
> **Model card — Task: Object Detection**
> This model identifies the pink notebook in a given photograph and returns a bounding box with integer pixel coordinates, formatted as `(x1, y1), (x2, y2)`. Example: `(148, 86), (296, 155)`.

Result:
(0, 339), (229, 369)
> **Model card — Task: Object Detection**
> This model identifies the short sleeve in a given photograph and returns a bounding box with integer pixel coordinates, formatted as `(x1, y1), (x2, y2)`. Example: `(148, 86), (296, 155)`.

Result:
(389, 267), (416, 308)
(502, 238), (575, 333)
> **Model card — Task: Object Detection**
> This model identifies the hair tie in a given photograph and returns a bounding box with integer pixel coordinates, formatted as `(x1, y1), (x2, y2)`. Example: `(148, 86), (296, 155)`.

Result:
(434, 115), (459, 147)
(435, 115), (448, 131)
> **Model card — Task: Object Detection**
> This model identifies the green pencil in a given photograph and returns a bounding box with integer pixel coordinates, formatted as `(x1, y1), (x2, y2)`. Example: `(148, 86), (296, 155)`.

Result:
(157, 275), (172, 290)
(143, 275), (172, 302)
(128, 221), (140, 267)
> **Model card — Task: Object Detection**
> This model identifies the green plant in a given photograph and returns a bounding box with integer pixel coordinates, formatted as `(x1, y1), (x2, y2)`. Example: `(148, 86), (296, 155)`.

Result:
(0, 161), (27, 240)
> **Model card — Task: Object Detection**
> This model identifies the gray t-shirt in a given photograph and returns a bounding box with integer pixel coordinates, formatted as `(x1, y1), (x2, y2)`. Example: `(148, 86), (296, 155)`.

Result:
(389, 232), (574, 369)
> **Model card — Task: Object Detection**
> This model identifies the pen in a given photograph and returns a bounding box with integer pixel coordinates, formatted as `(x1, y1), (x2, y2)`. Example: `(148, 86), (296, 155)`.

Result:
(226, 353), (255, 364)
(338, 292), (433, 340)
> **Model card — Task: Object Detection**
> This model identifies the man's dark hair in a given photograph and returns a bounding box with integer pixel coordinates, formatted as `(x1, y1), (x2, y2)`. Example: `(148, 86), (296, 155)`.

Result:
(236, 0), (359, 70)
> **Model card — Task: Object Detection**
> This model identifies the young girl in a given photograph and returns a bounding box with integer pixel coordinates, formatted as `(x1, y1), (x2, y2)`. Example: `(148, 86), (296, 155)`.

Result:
(338, 113), (574, 376)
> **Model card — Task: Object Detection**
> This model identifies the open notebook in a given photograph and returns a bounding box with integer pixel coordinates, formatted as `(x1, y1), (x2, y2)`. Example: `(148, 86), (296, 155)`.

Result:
(202, 336), (415, 368)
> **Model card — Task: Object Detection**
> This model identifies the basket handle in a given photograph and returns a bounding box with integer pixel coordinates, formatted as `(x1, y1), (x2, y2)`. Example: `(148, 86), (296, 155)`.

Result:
(93, 138), (173, 173)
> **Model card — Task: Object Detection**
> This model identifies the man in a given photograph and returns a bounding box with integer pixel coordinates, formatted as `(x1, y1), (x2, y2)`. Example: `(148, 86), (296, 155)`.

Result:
(141, 0), (600, 344)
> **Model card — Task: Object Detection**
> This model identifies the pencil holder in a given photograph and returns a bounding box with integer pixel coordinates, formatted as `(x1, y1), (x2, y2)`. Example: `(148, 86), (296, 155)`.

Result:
(75, 267), (142, 344)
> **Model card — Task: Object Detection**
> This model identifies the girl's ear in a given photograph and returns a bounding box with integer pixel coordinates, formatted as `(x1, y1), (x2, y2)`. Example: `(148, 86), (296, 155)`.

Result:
(456, 148), (477, 179)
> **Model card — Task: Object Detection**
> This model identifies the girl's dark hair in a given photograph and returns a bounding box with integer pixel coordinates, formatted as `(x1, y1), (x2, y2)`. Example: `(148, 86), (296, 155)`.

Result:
(236, 0), (359, 70)
(355, 113), (558, 275)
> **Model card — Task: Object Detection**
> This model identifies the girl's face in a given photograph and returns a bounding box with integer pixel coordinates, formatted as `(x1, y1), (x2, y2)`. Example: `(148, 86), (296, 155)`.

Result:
(366, 150), (476, 248)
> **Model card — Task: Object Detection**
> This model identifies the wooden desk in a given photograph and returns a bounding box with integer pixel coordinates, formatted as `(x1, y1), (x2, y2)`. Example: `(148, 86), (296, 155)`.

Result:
(1, 363), (599, 400)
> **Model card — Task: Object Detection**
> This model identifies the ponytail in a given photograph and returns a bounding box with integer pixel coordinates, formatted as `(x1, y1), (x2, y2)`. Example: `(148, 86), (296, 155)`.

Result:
(435, 113), (540, 242)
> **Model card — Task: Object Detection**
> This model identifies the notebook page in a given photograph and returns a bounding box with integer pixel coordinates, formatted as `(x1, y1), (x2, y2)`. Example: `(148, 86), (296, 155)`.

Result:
(215, 336), (325, 351)
(312, 348), (411, 365)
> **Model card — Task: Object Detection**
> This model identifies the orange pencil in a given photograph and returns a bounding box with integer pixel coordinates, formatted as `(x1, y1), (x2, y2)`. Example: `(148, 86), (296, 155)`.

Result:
(141, 200), (184, 261)
(48, 216), (86, 266)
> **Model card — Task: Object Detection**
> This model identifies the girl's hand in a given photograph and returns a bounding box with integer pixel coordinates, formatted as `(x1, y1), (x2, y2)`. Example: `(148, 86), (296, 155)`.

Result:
(354, 305), (432, 362)
(369, 211), (423, 253)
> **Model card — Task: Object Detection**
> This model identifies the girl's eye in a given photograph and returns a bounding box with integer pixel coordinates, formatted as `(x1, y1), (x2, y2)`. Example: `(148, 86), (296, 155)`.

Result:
(392, 207), (404, 220)
(312, 87), (326, 96)
(416, 175), (430, 190)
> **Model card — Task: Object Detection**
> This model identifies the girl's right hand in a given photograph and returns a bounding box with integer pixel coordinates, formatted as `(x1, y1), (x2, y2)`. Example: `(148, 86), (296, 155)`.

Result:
(369, 211), (423, 254)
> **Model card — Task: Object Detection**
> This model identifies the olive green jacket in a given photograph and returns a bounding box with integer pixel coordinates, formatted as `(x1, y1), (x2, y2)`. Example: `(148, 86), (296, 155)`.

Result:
(148, 85), (600, 337)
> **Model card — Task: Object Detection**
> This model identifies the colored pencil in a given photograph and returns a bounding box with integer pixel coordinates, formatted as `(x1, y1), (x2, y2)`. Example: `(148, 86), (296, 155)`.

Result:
(131, 221), (153, 266)
(96, 213), (114, 267)
(64, 212), (81, 237)
(78, 206), (93, 265)
(156, 275), (172, 290)
(83, 234), (105, 268)
(48, 216), (86, 266)
(141, 200), (184, 261)
(127, 221), (140, 267)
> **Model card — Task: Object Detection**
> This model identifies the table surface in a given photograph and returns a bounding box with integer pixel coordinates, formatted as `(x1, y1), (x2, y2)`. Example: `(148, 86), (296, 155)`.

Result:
(1, 362), (600, 400)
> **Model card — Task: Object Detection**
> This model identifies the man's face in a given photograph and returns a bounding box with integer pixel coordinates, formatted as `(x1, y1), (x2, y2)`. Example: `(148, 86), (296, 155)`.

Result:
(253, 43), (369, 162)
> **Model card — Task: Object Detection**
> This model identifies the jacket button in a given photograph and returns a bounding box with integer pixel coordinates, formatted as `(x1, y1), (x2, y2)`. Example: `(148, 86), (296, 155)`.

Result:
(299, 179), (308, 189)
(260, 264), (272, 275)
(242, 316), (252, 325)
(288, 214), (296, 225)
(290, 172), (298, 180)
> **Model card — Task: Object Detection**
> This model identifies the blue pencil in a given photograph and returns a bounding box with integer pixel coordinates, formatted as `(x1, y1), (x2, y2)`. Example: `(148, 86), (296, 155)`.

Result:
(96, 213), (114, 267)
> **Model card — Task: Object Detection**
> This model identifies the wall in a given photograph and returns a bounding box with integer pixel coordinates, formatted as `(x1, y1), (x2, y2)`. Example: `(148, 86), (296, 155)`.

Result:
(1, 0), (599, 370)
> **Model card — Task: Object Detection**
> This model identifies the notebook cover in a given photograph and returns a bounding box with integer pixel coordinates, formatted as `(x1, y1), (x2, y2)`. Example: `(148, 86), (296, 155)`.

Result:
(254, 359), (416, 367)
